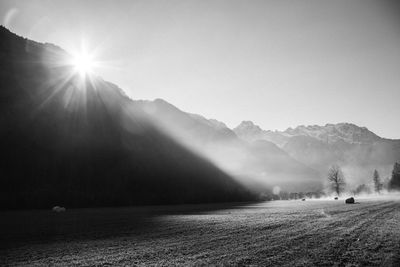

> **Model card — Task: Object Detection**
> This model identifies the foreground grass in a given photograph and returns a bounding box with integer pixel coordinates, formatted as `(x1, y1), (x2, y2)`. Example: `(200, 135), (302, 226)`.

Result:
(1, 197), (400, 266)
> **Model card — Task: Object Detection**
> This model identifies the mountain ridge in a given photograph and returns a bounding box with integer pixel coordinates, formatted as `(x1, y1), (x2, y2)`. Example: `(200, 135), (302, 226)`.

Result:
(0, 26), (255, 209)
(234, 120), (392, 146)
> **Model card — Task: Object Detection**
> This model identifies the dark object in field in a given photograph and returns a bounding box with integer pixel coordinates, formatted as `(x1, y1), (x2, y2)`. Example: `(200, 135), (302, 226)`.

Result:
(52, 206), (66, 212)
(302, 199), (306, 201)
(334, 197), (338, 200)
(345, 197), (355, 204)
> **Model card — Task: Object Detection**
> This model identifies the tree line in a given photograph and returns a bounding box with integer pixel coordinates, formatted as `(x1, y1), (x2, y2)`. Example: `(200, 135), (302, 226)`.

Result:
(327, 162), (400, 196)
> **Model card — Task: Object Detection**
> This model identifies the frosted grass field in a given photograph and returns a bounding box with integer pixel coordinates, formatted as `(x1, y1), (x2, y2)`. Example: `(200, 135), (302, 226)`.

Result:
(1, 197), (400, 266)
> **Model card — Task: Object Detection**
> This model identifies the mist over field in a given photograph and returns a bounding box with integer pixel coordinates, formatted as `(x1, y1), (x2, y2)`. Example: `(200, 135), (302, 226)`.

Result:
(1, 0), (400, 266)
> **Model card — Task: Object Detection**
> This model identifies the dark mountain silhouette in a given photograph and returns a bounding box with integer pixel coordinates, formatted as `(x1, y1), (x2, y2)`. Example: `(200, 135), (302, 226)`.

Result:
(0, 26), (255, 209)
(137, 100), (322, 192)
(136, 98), (238, 146)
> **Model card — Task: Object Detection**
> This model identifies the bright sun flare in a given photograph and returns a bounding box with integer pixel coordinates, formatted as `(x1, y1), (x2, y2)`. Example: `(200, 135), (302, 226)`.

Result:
(72, 52), (94, 76)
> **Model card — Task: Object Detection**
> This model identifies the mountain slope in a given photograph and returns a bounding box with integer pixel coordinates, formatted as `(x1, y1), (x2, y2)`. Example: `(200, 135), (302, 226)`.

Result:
(137, 100), (322, 192)
(241, 140), (321, 191)
(0, 26), (254, 209)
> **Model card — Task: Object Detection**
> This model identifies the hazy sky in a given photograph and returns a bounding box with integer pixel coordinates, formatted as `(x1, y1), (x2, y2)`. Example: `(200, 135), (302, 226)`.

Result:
(1, 0), (400, 138)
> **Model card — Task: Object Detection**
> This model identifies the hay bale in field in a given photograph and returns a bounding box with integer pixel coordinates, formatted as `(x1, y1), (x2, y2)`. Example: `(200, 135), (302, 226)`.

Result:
(52, 206), (66, 212)
(345, 197), (355, 204)
(302, 198), (306, 201)
(334, 197), (338, 200)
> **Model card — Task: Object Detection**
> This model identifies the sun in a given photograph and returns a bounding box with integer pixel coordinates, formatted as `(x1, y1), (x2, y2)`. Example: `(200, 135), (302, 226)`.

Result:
(72, 52), (94, 76)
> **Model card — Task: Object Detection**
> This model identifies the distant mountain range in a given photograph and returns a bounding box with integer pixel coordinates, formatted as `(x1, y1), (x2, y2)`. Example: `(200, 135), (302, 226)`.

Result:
(234, 120), (400, 186)
(234, 121), (381, 146)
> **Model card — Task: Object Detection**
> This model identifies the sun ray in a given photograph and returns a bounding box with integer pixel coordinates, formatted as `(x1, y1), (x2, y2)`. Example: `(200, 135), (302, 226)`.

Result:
(72, 52), (94, 76)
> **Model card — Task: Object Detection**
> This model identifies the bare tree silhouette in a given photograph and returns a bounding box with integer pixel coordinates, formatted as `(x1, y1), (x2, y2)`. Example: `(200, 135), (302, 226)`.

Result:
(327, 165), (346, 196)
